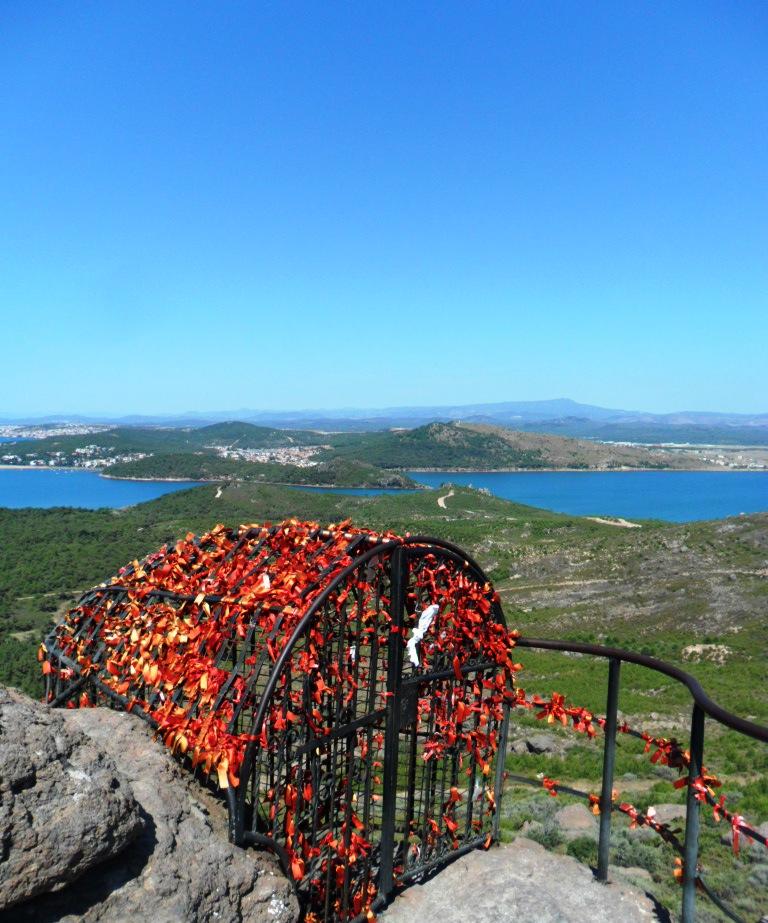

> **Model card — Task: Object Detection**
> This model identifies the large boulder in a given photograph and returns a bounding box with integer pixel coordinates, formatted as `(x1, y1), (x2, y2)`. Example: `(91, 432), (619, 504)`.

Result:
(0, 689), (299, 923)
(0, 687), (143, 911)
(554, 803), (598, 841)
(380, 837), (660, 923)
(647, 803), (686, 826)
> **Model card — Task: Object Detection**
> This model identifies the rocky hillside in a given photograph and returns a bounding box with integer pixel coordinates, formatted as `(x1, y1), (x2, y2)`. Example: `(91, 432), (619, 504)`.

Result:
(453, 422), (716, 468)
(0, 687), (298, 923)
(328, 421), (718, 470)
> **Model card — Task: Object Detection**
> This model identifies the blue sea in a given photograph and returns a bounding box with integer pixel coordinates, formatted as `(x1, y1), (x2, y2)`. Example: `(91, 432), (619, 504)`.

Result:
(0, 469), (203, 509)
(1, 467), (766, 522)
(407, 470), (768, 523)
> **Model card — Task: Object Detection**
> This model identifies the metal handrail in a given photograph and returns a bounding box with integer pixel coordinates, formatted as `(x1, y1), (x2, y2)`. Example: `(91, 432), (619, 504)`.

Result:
(515, 637), (768, 742)
(513, 636), (768, 923)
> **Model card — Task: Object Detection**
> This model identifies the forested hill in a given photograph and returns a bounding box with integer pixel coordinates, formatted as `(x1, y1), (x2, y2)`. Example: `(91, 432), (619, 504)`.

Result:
(325, 422), (718, 470)
(2, 419), (725, 477)
(106, 455), (415, 489)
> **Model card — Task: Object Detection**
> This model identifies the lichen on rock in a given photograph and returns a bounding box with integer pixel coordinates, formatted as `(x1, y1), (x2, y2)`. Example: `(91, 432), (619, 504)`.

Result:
(0, 687), (298, 923)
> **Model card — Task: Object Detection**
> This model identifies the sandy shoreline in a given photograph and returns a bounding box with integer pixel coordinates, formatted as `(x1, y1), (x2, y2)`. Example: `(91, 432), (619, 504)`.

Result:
(99, 472), (204, 483)
(0, 466), (420, 488)
(1, 464), (764, 480)
(0, 465), (82, 471)
(100, 473), (422, 490)
(404, 466), (765, 474)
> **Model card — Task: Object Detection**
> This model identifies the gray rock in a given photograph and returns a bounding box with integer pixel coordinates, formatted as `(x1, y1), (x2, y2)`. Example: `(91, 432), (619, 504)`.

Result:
(1, 693), (298, 923)
(648, 803), (685, 826)
(380, 837), (660, 922)
(554, 804), (598, 841)
(510, 738), (532, 755)
(720, 820), (768, 857)
(525, 732), (562, 754)
(0, 687), (143, 911)
(514, 732), (573, 756)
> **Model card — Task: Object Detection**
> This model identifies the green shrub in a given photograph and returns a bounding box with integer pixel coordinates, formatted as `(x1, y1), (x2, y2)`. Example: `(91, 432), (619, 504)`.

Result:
(524, 818), (565, 850)
(566, 836), (598, 866)
(611, 829), (666, 875)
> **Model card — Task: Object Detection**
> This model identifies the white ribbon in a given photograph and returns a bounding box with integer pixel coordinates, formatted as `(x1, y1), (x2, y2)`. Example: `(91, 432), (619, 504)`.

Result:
(406, 604), (439, 667)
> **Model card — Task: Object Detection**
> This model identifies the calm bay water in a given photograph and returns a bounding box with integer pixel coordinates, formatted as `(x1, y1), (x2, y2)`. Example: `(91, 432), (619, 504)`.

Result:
(0, 469), (203, 509)
(408, 470), (768, 522)
(1, 467), (767, 522)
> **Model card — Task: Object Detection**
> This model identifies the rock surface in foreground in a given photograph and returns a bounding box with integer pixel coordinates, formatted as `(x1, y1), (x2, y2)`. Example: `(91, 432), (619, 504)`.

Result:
(0, 690), (298, 923)
(0, 688), (143, 910)
(380, 837), (662, 923)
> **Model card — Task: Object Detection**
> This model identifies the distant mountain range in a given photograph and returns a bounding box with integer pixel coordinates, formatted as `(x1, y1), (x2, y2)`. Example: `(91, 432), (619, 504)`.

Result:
(2, 398), (768, 444)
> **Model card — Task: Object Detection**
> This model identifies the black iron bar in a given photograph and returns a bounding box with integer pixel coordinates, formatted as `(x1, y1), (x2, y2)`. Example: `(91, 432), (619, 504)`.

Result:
(292, 712), (387, 759)
(597, 657), (621, 881)
(403, 708), (419, 851)
(400, 659), (499, 686)
(515, 637), (768, 743)
(696, 873), (746, 923)
(47, 674), (87, 707)
(341, 730), (356, 917)
(378, 546), (406, 899)
(682, 704), (705, 923)
(491, 700), (510, 842)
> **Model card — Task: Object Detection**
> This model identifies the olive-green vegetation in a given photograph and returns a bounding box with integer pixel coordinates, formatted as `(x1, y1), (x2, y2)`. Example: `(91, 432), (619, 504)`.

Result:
(1, 482), (765, 920)
(105, 453), (416, 488)
(323, 421), (714, 470)
(4, 419), (717, 475)
(322, 423), (546, 468)
(5, 421), (323, 458)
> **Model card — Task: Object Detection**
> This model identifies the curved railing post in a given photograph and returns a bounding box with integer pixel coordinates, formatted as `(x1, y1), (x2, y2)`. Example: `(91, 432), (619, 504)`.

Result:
(597, 657), (621, 881)
(514, 636), (767, 923)
(682, 704), (705, 922)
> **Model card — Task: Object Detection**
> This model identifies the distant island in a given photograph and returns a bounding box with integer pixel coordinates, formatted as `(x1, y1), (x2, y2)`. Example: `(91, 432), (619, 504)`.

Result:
(1, 420), (766, 488)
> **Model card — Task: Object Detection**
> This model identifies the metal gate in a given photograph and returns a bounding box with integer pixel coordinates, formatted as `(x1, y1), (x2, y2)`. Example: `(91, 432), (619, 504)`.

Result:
(42, 524), (513, 923)
(377, 545), (510, 907)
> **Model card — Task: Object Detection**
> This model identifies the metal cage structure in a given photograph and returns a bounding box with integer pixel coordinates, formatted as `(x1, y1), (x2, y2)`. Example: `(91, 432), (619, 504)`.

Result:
(42, 520), (515, 921)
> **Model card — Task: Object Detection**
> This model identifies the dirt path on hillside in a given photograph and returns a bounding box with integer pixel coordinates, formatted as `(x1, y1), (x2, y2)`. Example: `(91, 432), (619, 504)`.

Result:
(437, 489), (455, 509)
(504, 578), (611, 591)
(586, 516), (642, 528)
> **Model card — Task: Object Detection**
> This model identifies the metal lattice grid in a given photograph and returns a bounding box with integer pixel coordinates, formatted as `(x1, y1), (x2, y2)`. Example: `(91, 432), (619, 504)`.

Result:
(42, 520), (515, 921)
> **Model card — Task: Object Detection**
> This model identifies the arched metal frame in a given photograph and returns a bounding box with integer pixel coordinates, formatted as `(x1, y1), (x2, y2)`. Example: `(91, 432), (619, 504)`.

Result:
(233, 535), (511, 919)
(42, 526), (513, 923)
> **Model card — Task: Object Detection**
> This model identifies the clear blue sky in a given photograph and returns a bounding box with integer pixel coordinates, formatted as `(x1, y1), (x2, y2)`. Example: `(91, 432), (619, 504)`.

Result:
(2, 2), (766, 416)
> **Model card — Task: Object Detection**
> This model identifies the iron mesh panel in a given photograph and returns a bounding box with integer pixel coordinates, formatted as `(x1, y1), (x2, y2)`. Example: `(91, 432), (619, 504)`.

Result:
(42, 523), (514, 922)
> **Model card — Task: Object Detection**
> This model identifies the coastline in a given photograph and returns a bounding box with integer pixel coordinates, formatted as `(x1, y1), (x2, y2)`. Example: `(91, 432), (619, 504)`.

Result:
(99, 472), (204, 483)
(1, 464), (764, 478)
(0, 464), (82, 471)
(99, 472), (421, 490)
(403, 466), (766, 474)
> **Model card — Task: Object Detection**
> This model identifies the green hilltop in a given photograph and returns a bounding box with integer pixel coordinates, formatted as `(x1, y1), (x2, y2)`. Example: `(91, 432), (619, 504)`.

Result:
(1, 481), (766, 918)
(2, 419), (724, 483)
